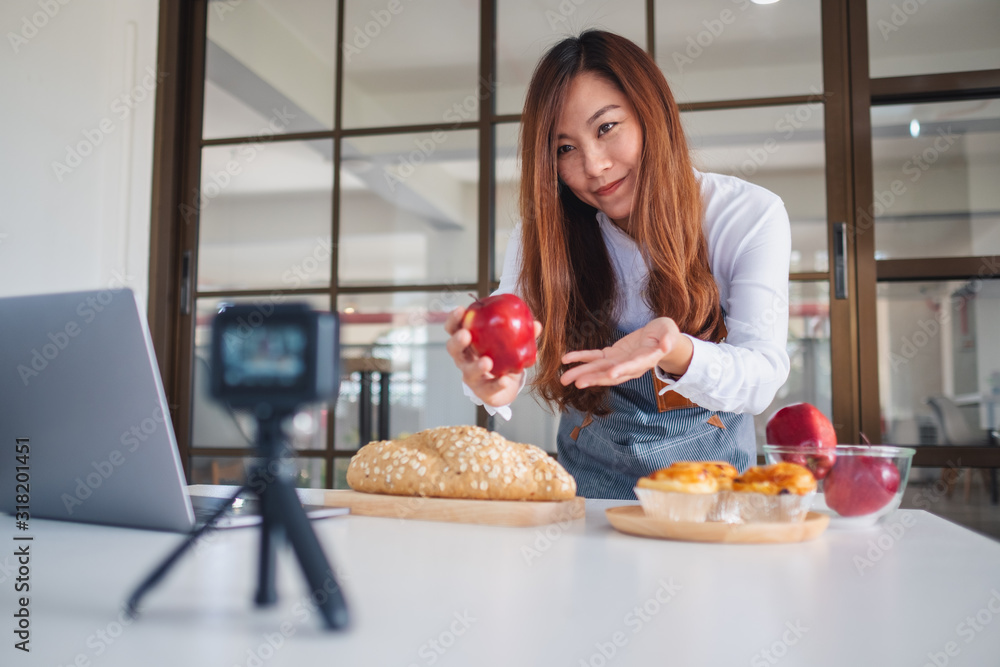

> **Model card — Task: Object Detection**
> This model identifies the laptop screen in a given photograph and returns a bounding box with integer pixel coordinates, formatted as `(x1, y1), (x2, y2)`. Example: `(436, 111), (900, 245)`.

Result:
(0, 288), (195, 531)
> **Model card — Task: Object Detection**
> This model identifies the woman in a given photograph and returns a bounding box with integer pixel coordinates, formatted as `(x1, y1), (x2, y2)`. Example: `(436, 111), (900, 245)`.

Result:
(445, 30), (791, 499)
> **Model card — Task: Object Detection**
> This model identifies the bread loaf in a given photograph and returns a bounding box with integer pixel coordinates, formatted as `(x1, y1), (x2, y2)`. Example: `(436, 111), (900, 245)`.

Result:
(346, 425), (576, 501)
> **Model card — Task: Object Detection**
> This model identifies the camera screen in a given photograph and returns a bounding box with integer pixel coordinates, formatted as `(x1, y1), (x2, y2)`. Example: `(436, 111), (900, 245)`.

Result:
(221, 324), (307, 390)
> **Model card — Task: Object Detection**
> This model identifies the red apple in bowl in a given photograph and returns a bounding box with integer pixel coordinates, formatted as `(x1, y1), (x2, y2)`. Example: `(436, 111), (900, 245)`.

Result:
(765, 403), (837, 479)
(824, 455), (901, 517)
(461, 294), (537, 376)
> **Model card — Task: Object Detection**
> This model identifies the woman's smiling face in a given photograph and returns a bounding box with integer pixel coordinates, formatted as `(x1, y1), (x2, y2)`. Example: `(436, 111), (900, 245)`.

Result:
(554, 71), (643, 230)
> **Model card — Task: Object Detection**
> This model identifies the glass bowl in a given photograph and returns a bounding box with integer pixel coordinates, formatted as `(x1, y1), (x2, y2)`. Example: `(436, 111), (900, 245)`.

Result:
(762, 444), (916, 528)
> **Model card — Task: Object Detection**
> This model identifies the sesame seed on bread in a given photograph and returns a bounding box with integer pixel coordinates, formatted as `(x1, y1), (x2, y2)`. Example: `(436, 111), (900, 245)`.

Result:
(346, 425), (576, 501)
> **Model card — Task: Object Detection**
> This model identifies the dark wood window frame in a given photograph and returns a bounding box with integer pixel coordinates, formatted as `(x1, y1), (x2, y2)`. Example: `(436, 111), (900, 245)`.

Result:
(847, 0), (1000, 467)
(149, 0), (503, 486)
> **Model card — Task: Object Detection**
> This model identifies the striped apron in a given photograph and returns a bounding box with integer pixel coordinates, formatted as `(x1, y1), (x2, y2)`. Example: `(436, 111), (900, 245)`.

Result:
(556, 329), (756, 499)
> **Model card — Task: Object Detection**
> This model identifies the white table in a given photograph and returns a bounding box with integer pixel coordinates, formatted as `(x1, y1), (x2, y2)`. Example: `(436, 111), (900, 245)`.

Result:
(4, 490), (1000, 667)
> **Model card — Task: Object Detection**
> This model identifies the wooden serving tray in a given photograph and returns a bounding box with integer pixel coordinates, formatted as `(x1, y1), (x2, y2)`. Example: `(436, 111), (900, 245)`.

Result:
(606, 506), (829, 544)
(323, 489), (586, 527)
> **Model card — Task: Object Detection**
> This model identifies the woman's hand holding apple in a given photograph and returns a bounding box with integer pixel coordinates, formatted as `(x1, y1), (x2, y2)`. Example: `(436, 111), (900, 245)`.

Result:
(445, 300), (541, 409)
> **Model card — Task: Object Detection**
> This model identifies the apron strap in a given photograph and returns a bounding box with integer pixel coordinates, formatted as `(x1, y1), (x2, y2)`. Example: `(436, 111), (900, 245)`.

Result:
(569, 414), (594, 441)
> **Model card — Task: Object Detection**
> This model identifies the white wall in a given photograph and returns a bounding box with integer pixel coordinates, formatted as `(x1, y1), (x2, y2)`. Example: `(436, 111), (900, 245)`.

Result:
(0, 0), (159, 306)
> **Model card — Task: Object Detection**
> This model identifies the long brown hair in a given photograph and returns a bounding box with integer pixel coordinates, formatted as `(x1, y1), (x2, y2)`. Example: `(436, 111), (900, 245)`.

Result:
(518, 30), (725, 415)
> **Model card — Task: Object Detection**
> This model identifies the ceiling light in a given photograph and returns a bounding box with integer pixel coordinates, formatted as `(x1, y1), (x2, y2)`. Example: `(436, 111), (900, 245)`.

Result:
(909, 119), (921, 138)
(751, 0), (781, 4)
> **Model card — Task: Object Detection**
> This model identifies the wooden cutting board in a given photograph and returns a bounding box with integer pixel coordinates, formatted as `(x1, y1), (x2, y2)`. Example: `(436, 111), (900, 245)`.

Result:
(606, 506), (829, 544)
(322, 489), (586, 527)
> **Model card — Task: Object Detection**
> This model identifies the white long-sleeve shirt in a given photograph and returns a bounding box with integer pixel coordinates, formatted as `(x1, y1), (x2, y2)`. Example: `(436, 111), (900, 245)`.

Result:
(465, 170), (791, 419)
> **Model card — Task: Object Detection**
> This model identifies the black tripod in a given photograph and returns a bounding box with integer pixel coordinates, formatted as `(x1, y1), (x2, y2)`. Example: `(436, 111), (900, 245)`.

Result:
(125, 411), (349, 630)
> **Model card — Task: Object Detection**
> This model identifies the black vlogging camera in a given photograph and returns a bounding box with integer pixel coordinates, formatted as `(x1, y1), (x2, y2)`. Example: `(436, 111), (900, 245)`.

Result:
(210, 303), (339, 412)
(129, 302), (350, 630)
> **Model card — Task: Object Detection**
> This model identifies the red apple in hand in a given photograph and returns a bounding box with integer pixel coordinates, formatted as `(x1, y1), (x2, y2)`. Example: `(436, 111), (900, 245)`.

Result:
(766, 403), (838, 479)
(461, 294), (537, 376)
(824, 456), (901, 517)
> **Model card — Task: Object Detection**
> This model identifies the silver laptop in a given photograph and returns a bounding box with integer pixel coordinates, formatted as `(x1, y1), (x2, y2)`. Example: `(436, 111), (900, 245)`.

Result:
(0, 288), (346, 532)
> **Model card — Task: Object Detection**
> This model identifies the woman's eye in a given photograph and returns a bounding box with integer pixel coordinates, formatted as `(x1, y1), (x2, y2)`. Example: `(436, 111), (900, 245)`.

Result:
(598, 122), (616, 136)
(557, 145), (573, 155)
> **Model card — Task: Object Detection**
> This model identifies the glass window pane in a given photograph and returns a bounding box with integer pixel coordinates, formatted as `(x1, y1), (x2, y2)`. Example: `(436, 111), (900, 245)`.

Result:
(191, 295), (331, 452)
(656, 0), (823, 104)
(684, 105), (828, 272)
(335, 291), (475, 450)
(334, 457), (352, 489)
(190, 455), (326, 489)
(342, 0), (479, 128)
(495, 122), (520, 282)
(882, 279), (1000, 536)
(753, 281), (832, 446)
(190, 455), (251, 485)
(203, 0), (335, 139)
(867, 0), (1000, 79)
(496, 0), (646, 116)
(296, 458), (327, 489)
(339, 131), (478, 286)
(870, 100), (1000, 260)
(878, 279), (1000, 445)
(197, 140), (333, 291)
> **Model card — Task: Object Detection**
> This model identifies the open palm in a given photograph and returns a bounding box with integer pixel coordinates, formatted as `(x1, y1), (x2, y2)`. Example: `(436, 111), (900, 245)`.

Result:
(560, 318), (681, 389)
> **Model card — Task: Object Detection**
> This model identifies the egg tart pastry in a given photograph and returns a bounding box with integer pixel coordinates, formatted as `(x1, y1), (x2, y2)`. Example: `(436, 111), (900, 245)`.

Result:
(732, 462), (817, 496)
(728, 462), (817, 523)
(636, 462), (720, 494)
(701, 461), (739, 491)
(634, 462), (723, 522)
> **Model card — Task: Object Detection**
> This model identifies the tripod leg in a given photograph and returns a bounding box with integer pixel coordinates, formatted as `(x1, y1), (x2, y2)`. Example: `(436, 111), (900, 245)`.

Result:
(266, 480), (350, 629)
(254, 480), (280, 607)
(125, 485), (249, 618)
